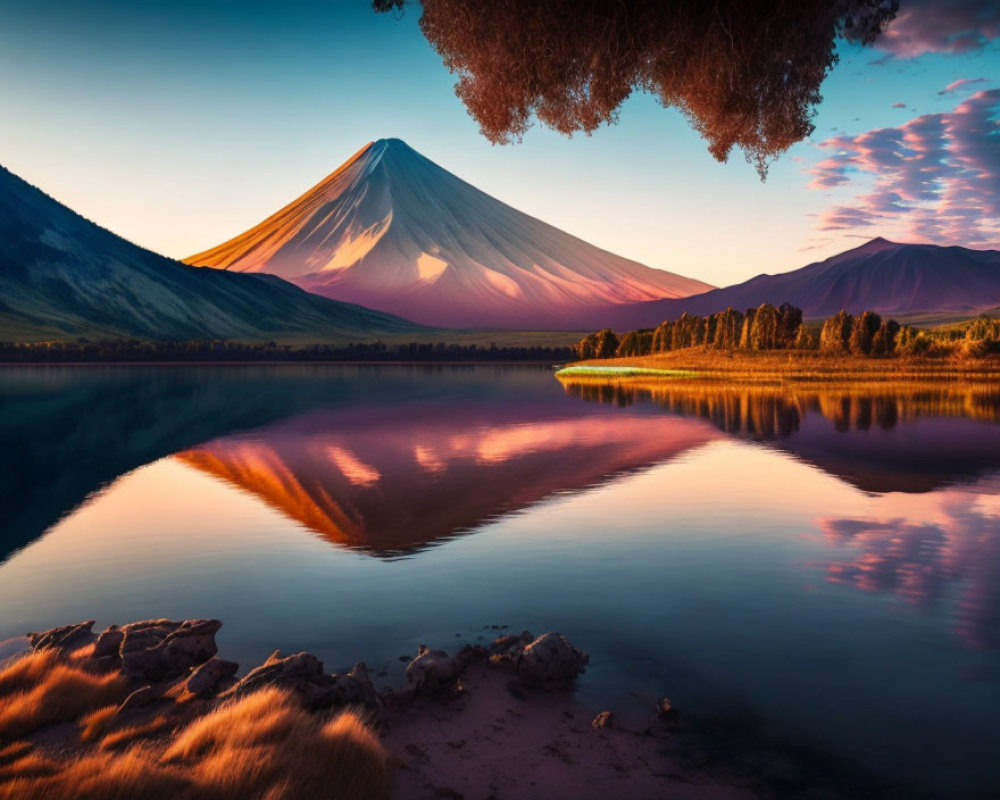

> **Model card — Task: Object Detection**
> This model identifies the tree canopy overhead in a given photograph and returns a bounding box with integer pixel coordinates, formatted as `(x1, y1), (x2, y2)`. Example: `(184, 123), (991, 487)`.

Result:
(374, 0), (899, 178)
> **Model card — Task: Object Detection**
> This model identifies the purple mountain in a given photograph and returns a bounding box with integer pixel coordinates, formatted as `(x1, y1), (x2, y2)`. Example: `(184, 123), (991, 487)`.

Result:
(596, 238), (1000, 329)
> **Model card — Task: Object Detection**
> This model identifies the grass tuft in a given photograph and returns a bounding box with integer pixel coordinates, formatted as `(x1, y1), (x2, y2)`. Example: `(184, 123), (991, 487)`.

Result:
(0, 645), (389, 800)
(79, 705), (119, 743)
(100, 715), (173, 751)
(162, 687), (388, 799)
(0, 656), (128, 739)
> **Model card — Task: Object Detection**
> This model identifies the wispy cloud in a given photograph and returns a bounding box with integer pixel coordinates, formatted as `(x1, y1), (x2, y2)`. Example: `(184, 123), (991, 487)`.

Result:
(939, 77), (988, 95)
(807, 89), (1000, 246)
(891, 101), (907, 108)
(876, 0), (1000, 57)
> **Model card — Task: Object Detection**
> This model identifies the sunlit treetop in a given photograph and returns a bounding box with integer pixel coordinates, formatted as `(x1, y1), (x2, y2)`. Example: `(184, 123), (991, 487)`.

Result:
(374, 0), (899, 178)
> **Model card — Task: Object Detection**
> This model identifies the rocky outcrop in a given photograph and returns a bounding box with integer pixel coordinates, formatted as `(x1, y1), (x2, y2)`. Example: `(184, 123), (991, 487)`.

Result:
(27, 621), (95, 653)
(330, 662), (381, 710)
(230, 651), (336, 709)
(19, 618), (590, 720)
(93, 625), (124, 659)
(405, 647), (463, 695)
(488, 630), (535, 662)
(482, 631), (589, 687)
(24, 618), (222, 685)
(517, 632), (589, 687)
(187, 658), (239, 697)
(388, 630), (589, 706)
(119, 619), (221, 683)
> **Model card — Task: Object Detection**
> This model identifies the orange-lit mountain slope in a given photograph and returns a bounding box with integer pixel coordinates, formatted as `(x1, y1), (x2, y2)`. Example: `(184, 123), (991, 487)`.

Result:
(185, 139), (712, 329)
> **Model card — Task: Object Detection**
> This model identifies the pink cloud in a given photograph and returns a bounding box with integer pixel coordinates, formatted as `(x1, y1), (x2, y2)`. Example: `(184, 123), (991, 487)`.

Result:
(808, 89), (1000, 246)
(877, 0), (1000, 57)
(820, 491), (1000, 649)
(891, 101), (907, 108)
(939, 77), (989, 95)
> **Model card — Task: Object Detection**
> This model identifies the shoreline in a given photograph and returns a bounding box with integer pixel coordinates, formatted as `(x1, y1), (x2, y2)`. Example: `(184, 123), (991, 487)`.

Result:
(0, 617), (892, 800)
(556, 350), (1000, 387)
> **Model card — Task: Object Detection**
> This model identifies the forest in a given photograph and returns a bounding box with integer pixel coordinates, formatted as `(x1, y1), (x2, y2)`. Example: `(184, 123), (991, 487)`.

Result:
(576, 304), (1000, 360)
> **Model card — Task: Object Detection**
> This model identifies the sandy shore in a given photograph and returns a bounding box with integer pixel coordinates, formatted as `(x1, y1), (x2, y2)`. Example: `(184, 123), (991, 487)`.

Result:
(383, 660), (757, 800)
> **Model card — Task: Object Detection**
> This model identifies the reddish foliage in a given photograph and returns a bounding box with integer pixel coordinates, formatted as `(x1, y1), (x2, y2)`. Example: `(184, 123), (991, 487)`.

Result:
(376, 0), (898, 176)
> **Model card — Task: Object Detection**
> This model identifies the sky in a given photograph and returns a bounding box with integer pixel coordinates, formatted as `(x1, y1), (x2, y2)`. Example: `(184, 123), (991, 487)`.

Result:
(0, 0), (998, 288)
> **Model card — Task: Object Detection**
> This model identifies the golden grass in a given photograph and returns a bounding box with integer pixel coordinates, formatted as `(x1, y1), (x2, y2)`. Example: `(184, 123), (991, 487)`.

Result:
(569, 349), (1000, 386)
(0, 654), (129, 739)
(79, 705), (118, 743)
(0, 749), (189, 800)
(0, 751), (59, 783)
(161, 687), (388, 800)
(100, 715), (172, 751)
(0, 649), (389, 800)
(0, 650), (61, 697)
(0, 693), (388, 799)
(0, 742), (34, 767)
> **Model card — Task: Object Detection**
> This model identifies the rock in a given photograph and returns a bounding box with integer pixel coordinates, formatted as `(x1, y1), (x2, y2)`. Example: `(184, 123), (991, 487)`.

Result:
(516, 632), (588, 687)
(27, 621), (95, 652)
(93, 625), (124, 659)
(119, 619), (221, 683)
(489, 630), (534, 659)
(656, 697), (672, 716)
(329, 662), (381, 710)
(115, 685), (158, 715)
(405, 648), (462, 694)
(231, 651), (336, 709)
(187, 657), (239, 697)
(0, 637), (30, 670)
(592, 711), (614, 729)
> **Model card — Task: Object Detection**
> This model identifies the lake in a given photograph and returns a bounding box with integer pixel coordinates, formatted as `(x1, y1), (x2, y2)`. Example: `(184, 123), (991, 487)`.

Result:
(1, 365), (999, 797)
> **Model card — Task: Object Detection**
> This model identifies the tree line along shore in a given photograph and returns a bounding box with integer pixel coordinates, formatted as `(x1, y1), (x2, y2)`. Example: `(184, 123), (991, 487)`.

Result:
(574, 304), (1000, 362)
(0, 340), (575, 364)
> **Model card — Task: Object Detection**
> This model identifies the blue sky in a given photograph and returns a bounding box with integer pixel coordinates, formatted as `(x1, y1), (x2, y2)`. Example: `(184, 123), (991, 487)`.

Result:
(1, 0), (997, 287)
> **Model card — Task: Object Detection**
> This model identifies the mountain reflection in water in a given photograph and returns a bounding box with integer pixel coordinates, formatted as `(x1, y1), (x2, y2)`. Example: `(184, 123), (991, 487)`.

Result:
(174, 407), (716, 554)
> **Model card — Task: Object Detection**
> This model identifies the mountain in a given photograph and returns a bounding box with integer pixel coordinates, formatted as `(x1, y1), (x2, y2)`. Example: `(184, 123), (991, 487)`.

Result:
(0, 164), (430, 342)
(185, 138), (712, 329)
(598, 238), (1000, 329)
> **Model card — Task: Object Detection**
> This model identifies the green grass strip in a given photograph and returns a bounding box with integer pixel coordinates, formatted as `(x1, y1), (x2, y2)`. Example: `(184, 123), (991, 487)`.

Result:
(555, 365), (702, 378)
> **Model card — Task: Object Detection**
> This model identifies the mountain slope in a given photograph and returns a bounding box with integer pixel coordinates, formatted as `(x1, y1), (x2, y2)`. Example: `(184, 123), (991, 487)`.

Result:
(599, 238), (1000, 329)
(185, 139), (712, 329)
(0, 164), (431, 342)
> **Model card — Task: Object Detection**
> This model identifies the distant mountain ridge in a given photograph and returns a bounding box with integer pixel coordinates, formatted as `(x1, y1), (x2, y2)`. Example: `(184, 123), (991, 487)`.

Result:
(185, 138), (713, 329)
(0, 164), (430, 342)
(597, 238), (1000, 329)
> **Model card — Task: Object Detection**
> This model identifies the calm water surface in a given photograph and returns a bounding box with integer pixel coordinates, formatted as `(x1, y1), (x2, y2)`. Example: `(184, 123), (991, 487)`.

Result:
(1, 365), (999, 797)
